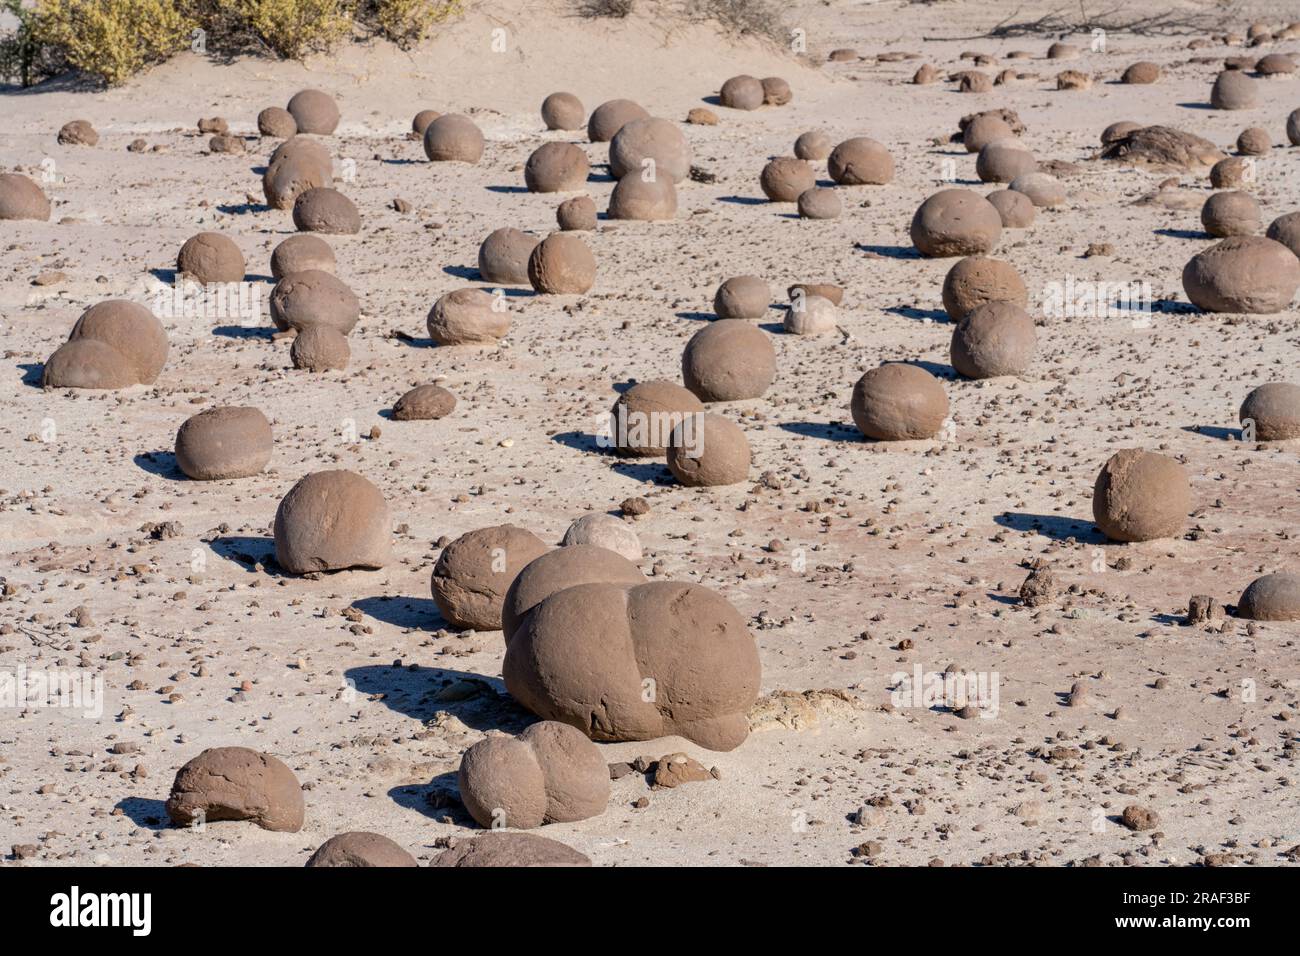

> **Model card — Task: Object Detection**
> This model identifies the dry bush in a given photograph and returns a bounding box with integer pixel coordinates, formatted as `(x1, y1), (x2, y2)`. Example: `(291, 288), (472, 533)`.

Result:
(684, 0), (787, 44)
(367, 0), (462, 48)
(197, 0), (354, 59)
(577, 0), (635, 17)
(28, 0), (192, 85)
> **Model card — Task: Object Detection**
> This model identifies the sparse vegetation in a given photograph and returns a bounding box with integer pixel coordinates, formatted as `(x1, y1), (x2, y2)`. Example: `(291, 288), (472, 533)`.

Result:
(0, 0), (462, 86)
(577, 0), (635, 18)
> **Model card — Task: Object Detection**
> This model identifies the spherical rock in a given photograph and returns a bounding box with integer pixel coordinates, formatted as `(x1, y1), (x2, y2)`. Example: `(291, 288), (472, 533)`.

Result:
(794, 130), (833, 160)
(42, 339), (140, 390)
(502, 545), (646, 642)
(524, 142), (590, 192)
(1236, 127), (1270, 155)
(541, 92), (585, 130)
(986, 188), (1036, 227)
(686, 107), (718, 125)
(1092, 449), (1191, 542)
(797, 187), (842, 219)
(714, 276), (769, 318)
(270, 270), (360, 334)
(431, 524), (549, 630)
(175, 406), (272, 480)
(423, 114), (484, 163)
(1210, 156), (1254, 188)
(1182, 236), (1300, 313)
(503, 579), (762, 750)
(176, 232), (245, 284)
(826, 137), (894, 186)
(913, 63), (939, 84)
(305, 832), (417, 867)
(962, 114), (1016, 153)
(977, 141), (1037, 183)
(587, 99), (649, 142)
(610, 117), (691, 183)
(1122, 61), (1161, 84)
(392, 383), (457, 421)
(910, 189), (1003, 257)
(610, 380), (704, 457)
(478, 227), (540, 284)
(608, 174), (677, 220)
(942, 255), (1028, 320)
(287, 89), (340, 134)
(682, 319), (776, 401)
(761, 76), (792, 105)
(667, 413), (750, 487)
(269, 135), (332, 171)
(950, 301), (1036, 378)
(1047, 41), (1078, 59)
(783, 294), (838, 335)
(262, 153), (330, 210)
(258, 107), (297, 138)
(0, 173), (51, 221)
(850, 364), (949, 440)
(1265, 212), (1300, 257)
(760, 157), (815, 201)
(1240, 382), (1300, 440)
(412, 109), (441, 135)
(44, 300), (168, 388)
(292, 187), (360, 235)
(57, 119), (97, 146)
(719, 75), (764, 110)
(271, 234), (335, 280)
(1237, 573), (1300, 621)
(274, 470), (392, 573)
(1290, 108), (1300, 146)
(458, 721), (610, 829)
(430, 832), (590, 867)
(290, 324), (350, 371)
(528, 233), (597, 292)
(427, 288), (509, 345)
(1255, 53), (1296, 75)
(165, 747), (304, 832)
(1009, 171), (1066, 207)
(1201, 190), (1261, 237)
(560, 514), (642, 562)
(556, 195), (597, 231)
(1211, 70), (1258, 109)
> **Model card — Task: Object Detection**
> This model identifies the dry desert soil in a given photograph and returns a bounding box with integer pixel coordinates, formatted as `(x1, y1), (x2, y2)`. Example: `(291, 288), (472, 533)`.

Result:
(1, 0), (1299, 866)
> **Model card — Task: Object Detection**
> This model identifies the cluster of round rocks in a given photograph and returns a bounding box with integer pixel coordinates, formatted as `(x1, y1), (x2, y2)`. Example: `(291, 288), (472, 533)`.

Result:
(11, 42), (1300, 864)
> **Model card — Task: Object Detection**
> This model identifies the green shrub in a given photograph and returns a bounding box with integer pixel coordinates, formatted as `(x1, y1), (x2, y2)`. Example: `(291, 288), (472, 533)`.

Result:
(30, 0), (193, 86)
(201, 0), (354, 59)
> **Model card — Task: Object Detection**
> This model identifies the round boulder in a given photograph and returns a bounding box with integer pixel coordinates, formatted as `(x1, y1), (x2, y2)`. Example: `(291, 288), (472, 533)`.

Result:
(610, 117), (691, 183)
(305, 832), (417, 867)
(682, 319), (776, 401)
(1092, 449), (1191, 542)
(609, 380), (705, 457)
(1237, 573), (1300, 621)
(541, 92), (585, 131)
(177, 232), (245, 285)
(292, 187), (361, 235)
(165, 747), (304, 832)
(478, 228), (539, 285)
(850, 364), (949, 440)
(392, 383), (457, 421)
(175, 406), (272, 480)
(528, 234), (597, 292)
(942, 255), (1028, 321)
(760, 157), (815, 201)
(273, 470), (392, 573)
(287, 89), (340, 134)
(950, 301), (1037, 378)
(0, 173), (51, 221)
(524, 142), (590, 193)
(827, 137), (894, 185)
(910, 189), (1002, 257)
(587, 99), (649, 142)
(427, 288), (509, 345)
(1240, 382), (1300, 440)
(270, 270), (360, 334)
(423, 114), (485, 163)
(431, 524), (550, 630)
(271, 234), (335, 281)
(1182, 236), (1300, 313)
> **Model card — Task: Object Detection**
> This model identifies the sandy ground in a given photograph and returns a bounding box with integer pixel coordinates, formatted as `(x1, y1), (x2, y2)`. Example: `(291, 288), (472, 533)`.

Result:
(1, 0), (1299, 867)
